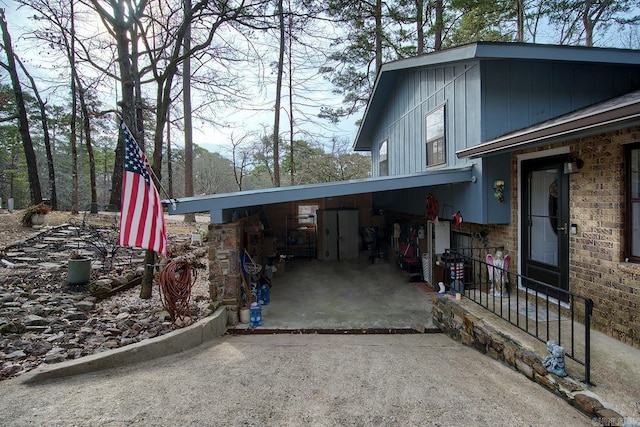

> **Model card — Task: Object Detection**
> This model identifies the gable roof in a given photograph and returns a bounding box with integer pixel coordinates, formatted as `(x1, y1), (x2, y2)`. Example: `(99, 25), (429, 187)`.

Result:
(354, 42), (640, 151)
(456, 90), (640, 158)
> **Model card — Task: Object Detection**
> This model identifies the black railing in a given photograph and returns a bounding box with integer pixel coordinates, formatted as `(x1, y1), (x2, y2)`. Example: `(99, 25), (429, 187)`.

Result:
(443, 248), (593, 385)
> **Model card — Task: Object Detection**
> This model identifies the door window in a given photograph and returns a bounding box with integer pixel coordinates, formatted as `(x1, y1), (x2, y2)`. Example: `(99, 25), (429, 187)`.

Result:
(528, 170), (559, 266)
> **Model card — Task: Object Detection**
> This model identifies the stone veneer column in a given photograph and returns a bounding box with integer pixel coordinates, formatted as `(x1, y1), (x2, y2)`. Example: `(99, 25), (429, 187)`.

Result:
(208, 223), (241, 310)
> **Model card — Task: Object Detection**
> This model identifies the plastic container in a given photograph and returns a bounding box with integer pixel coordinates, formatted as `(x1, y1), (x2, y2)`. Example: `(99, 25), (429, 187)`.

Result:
(249, 302), (262, 327)
(239, 307), (250, 324)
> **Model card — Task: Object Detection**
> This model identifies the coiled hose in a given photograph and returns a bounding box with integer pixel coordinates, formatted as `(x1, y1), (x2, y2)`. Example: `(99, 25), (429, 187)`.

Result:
(158, 259), (197, 325)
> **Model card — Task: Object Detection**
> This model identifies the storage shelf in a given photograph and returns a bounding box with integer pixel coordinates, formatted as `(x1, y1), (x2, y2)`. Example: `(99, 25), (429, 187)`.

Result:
(286, 216), (316, 259)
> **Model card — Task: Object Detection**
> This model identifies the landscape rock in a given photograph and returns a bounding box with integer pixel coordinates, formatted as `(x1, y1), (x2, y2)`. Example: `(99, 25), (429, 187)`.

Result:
(0, 222), (210, 380)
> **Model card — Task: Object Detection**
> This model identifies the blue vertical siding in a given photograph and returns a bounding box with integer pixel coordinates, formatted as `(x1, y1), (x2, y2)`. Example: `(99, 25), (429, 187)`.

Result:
(482, 61), (640, 141)
(370, 60), (481, 176)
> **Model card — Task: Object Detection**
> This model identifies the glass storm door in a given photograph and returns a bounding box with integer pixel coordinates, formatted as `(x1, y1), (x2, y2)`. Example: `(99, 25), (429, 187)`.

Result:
(521, 157), (570, 301)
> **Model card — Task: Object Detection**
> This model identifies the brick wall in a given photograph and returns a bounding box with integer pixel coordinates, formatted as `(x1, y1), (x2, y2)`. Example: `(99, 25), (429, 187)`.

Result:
(498, 126), (640, 348)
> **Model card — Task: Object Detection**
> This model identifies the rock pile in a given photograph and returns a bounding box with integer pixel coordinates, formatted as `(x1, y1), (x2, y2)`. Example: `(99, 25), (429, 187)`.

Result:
(0, 224), (211, 381)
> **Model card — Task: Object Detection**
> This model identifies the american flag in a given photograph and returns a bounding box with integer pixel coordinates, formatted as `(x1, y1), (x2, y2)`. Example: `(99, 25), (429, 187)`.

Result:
(118, 122), (167, 258)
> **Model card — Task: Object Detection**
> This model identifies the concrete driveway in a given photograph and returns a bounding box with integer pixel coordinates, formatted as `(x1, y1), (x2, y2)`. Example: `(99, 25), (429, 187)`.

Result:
(0, 334), (592, 426)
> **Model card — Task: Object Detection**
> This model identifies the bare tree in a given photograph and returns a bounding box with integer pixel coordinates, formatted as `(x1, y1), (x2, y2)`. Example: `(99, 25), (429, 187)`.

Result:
(230, 133), (252, 191)
(272, 0), (285, 187)
(0, 9), (43, 206)
(546, 0), (640, 46)
(182, 0), (195, 222)
(13, 54), (59, 210)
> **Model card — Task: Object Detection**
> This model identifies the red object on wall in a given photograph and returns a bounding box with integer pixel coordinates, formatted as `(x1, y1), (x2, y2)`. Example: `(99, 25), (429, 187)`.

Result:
(426, 194), (439, 221)
(452, 211), (463, 227)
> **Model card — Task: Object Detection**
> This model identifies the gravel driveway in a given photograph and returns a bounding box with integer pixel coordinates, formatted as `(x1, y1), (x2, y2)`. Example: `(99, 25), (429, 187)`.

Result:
(0, 334), (592, 426)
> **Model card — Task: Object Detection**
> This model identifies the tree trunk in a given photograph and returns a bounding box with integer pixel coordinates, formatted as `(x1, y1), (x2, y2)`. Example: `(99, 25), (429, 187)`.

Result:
(272, 0), (285, 188)
(15, 55), (58, 210)
(77, 85), (98, 213)
(167, 110), (173, 198)
(416, 0), (424, 55)
(288, 8), (294, 186)
(516, 0), (524, 42)
(0, 10), (42, 205)
(374, 0), (383, 73)
(434, 0), (443, 51)
(183, 0), (195, 222)
(106, 0), (138, 209)
(70, 0), (79, 214)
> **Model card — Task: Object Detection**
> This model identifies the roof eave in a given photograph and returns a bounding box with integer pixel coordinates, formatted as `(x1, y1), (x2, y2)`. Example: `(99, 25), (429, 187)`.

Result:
(457, 92), (640, 158)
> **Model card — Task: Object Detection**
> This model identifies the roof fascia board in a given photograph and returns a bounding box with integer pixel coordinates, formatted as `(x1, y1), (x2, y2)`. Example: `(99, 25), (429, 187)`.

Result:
(167, 167), (473, 219)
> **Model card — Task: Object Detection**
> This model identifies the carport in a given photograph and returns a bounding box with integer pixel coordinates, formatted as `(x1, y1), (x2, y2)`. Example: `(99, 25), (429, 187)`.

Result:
(166, 167), (473, 329)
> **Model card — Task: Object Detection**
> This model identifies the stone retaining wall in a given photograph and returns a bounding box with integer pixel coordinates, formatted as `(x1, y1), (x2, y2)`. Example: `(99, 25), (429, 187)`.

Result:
(431, 294), (625, 425)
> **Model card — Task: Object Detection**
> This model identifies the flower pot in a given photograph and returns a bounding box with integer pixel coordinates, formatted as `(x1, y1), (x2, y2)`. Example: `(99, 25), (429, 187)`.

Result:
(30, 213), (46, 228)
(67, 257), (92, 285)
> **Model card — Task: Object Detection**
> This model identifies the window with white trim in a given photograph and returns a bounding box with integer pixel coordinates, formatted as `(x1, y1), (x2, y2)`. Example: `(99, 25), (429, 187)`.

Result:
(379, 139), (388, 176)
(425, 104), (446, 167)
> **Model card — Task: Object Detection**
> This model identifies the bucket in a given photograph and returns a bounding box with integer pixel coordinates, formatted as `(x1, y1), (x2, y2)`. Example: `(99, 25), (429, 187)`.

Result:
(239, 307), (250, 324)
(67, 257), (91, 284)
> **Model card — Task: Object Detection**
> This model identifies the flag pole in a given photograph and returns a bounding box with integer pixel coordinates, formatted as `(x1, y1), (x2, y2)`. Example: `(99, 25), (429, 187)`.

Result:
(119, 119), (178, 210)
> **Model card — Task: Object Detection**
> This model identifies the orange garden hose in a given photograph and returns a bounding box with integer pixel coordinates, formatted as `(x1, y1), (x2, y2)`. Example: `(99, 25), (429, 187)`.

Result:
(158, 259), (197, 325)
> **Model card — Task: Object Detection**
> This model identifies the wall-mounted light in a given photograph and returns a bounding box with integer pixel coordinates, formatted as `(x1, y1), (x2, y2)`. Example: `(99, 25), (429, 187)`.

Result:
(564, 155), (584, 174)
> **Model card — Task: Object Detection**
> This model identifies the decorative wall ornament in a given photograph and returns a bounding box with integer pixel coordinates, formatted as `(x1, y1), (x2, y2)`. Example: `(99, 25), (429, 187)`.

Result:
(452, 211), (463, 227)
(426, 193), (439, 221)
(493, 179), (505, 203)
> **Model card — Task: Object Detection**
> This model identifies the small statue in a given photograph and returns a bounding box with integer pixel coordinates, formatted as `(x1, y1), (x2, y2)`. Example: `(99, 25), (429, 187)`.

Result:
(542, 341), (568, 377)
(493, 251), (505, 296)
(488, 250), (510, 296)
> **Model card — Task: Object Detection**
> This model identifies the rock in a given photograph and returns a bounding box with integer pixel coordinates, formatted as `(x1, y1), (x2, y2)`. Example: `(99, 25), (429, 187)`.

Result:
(115, 312), (130, 321)
(74, 301), (94, 312)
(67, 348), (83, 359)
(47, 331), (65, 342)
(120, 337), (137, 346)
(0, 294), (14, 303)
(5, 350), (26, 360)
(0, 322), (26, 335)
(44, 352), (67, 364)
(0, 363), (22, 378)
(29, 341), (53, 356)
(102, 340), (119, 349)
(45, 346), (65, 357)
(573, 393), (604, 415)
(22, 315), (48, 327)
(88, 279), (112, 296)
(64, 312), (88, 322)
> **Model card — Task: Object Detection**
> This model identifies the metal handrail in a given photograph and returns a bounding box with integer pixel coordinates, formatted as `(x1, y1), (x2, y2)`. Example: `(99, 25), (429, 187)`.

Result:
(443, 249), (593, 385)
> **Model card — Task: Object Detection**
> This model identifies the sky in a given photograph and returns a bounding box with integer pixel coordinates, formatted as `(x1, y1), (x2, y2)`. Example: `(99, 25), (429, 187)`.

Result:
(0, 1), (361, 157)
(2, 2), (637, 158)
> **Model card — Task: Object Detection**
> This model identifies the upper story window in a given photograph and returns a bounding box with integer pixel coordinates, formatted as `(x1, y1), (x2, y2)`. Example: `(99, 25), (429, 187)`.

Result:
(426, 104), (446, 167)
(379, 139), (388, 176)
(625, 143), (640, 262)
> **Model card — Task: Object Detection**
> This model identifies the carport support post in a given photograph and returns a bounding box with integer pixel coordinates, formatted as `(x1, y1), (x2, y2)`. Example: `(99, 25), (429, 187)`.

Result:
(208, 222), (242, 313)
